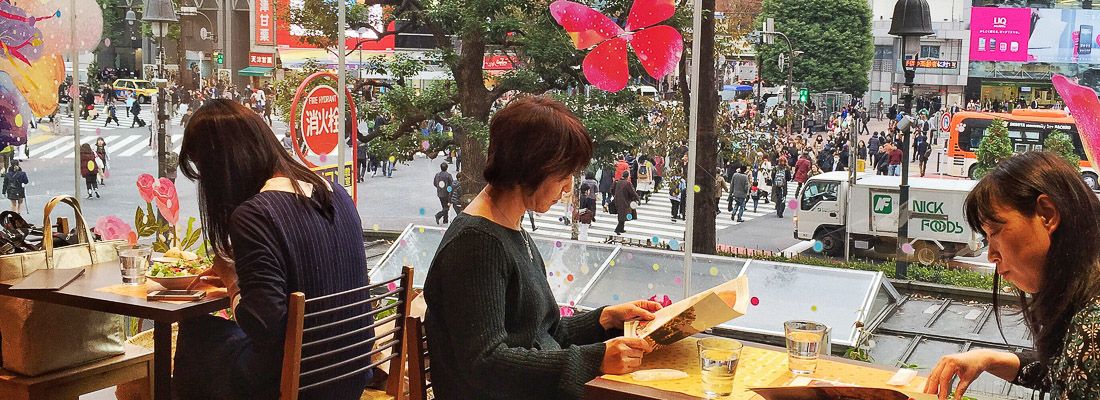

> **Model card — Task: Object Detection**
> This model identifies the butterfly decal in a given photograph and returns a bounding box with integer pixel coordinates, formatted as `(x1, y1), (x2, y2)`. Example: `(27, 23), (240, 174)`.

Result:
(1051, 74), (1100, 171)
(550, 0), (683, 92)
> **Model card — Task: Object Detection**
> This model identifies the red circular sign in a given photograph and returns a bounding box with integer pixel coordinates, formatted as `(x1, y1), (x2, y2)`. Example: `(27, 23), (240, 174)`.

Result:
(299, 85), (340, 155)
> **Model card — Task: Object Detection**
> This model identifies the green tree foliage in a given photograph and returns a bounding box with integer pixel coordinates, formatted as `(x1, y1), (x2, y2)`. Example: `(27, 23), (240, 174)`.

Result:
(555, 90), (647, 167)
(974, 119), (1014, 179)
(757, 0), (873, 95)
(1044, 130), (1081, 169)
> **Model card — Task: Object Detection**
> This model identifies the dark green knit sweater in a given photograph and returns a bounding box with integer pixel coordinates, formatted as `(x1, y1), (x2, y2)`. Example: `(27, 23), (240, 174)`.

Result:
(424, 214), (612, 399)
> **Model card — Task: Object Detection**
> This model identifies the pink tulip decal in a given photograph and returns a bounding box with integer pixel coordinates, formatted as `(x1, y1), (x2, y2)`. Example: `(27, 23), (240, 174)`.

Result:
(1051, 75), (1100, 169)
(136, 174), (156, 203)
(559, 306), (576, 317)
(152, 177), (180, 226)
(94, 215), (134, 241)
(648, 294), (673, 308)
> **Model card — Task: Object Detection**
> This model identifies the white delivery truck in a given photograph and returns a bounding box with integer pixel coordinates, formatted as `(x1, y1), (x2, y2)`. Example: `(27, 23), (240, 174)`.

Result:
(793, 172), (985, 265)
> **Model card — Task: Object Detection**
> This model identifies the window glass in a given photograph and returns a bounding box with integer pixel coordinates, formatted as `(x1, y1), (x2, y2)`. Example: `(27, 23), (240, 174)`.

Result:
(801, 181), (840, 211)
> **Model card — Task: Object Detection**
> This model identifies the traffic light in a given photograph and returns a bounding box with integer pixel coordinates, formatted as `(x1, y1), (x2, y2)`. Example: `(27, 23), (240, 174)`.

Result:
(214, 51), (224, 64)
(798, 88), (809, 103)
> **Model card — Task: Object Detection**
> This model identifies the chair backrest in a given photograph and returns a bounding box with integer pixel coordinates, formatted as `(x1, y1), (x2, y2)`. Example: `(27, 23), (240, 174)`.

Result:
(405, 316), (431, 400)
(280, 266), (414, 400)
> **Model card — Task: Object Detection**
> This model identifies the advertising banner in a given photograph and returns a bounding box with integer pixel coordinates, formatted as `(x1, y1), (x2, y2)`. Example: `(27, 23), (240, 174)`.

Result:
(970, 7), (1031, 62)
(972, 7), (1100, 63)
(255, 0), (274, 46)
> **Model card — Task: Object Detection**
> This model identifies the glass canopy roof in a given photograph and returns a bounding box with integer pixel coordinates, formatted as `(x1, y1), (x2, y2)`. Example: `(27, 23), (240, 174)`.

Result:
(370, 224), (900, 346)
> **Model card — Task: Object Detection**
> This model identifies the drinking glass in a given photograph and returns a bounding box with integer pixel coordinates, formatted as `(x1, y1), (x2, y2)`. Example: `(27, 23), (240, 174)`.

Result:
(116, 244), (152, 285)
(697, 337), (743, 398)
(784, 320), (829, 375)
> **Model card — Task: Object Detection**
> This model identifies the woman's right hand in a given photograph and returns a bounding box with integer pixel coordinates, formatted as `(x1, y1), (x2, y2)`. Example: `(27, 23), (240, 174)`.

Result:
(924, 349), (1018, 400)
(601, 337), (651, 375)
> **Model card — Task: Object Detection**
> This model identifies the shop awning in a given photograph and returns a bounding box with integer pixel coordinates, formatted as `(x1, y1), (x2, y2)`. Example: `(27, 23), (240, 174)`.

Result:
(238, 66), (273, 76)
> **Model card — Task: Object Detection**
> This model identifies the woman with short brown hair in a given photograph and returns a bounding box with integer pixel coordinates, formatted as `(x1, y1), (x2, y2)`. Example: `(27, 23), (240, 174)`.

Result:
(424, 96), (661, 399)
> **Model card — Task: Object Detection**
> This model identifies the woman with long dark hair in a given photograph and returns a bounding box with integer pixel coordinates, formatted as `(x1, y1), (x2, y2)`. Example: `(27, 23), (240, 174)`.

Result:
(175, 99), (374, 400)
(925, 151), (1100, 399)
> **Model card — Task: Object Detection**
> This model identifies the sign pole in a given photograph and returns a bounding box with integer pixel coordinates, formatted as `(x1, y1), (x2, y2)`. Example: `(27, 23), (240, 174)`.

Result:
(682, 0), (703, 300)
(336, 0), (347, 187)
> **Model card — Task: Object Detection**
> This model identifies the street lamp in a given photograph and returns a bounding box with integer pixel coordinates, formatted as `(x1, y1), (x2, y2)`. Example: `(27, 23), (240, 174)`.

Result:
(889, 0), (932, 279)
(141, 0), (178, 179)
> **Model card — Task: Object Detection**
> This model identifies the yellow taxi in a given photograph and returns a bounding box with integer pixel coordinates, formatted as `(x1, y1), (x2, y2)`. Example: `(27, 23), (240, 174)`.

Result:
(112, 79), (157, 103)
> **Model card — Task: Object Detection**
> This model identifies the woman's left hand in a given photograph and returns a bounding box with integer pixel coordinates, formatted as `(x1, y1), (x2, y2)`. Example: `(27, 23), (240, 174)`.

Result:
(600, 300), (663, 330)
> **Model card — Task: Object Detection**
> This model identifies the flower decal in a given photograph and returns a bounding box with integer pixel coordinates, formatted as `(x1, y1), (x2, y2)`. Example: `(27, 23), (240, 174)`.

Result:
(94, 215), (134, 242)
(136, 173), (156, 203)
(152, 177), (180, 226)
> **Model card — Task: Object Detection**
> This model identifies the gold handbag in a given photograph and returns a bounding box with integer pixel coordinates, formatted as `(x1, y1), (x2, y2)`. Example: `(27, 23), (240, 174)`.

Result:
(0, 195), (126, 376)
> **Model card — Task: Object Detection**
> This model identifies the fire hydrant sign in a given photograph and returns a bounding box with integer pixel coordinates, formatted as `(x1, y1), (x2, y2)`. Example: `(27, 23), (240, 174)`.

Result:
(300, 85), (340, 155)
(288, 71), (358, 202)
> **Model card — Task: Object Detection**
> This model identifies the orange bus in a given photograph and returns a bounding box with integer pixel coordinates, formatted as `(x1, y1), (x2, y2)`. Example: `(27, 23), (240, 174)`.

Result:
(945, 108), (1098, 190)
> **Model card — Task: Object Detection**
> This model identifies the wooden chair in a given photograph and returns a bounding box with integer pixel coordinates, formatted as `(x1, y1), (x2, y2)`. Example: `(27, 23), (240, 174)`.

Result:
(0, 343), (153, 400)
(279, 266), (414, 400)
(405, 316), (432, 400)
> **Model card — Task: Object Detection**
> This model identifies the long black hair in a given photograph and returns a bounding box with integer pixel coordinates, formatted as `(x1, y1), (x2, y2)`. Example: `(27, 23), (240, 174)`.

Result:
(964, 151), (1100, 360)
(179, 99), (332, 257)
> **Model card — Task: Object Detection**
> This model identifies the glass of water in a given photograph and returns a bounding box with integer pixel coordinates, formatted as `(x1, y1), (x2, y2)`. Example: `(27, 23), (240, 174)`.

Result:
(697, 337), (743, 398)
(116, 244), (152, 285)
(784, 320), (829, 375)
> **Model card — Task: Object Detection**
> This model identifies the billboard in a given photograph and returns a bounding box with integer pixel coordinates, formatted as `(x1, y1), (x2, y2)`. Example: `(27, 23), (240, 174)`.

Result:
(972, 6), (1100, 63)
(970, 7), (1031, 62)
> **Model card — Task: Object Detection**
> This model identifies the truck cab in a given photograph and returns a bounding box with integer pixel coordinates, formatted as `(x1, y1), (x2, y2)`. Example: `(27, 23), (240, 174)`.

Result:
(794, 172), (846, 253)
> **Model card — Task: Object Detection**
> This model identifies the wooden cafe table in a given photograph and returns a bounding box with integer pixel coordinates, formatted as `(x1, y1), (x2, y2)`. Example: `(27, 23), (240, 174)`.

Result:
(585, 337), (931, 400)
(0, 261), (230, 400)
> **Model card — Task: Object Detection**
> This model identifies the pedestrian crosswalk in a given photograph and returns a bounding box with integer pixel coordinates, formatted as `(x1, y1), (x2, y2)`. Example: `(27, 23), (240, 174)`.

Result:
(528, 182), (801, 244)
(29, 132), (186, 160)
(33, 108), (181, 135)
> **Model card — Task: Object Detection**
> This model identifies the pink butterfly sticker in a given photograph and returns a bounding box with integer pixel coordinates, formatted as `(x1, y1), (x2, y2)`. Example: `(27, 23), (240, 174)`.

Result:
(648, 294), (673, 307)
(550, 0), (683, 92)
(1051, 75), (1100, 170)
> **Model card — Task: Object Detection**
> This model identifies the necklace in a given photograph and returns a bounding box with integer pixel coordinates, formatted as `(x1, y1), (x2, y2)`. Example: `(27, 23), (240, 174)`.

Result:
(487, 197), (533, 261)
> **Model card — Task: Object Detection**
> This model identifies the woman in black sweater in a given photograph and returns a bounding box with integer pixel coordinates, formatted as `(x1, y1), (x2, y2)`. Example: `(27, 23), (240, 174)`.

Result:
(424, 96), (660, 399)
(174, 100), (373, 400)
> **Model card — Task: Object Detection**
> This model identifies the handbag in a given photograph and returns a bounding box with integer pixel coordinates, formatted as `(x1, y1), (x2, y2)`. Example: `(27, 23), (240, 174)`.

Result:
(0, 195), (126, 376)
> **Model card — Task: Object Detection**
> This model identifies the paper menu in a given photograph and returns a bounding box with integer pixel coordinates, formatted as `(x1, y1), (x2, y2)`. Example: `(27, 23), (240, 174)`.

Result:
(625, 276), (749, 347)
(751, 377), (937, 400)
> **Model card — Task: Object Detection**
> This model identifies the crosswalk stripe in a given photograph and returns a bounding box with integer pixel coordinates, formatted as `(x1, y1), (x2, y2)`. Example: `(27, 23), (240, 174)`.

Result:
(63, 135), (119, 158)
(105, 135), (143, 156)
(143, 134), (183, 156)
(118, 139), (151, 157)
(42, 137), (96, 159)
(33, 137), (73, 155)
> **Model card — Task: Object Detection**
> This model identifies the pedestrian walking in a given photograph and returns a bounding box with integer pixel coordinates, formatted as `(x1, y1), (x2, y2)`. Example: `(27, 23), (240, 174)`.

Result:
(888, 143), (903, 176)
(130, 100), (145, 128)
(356, 140), (367, 182)
(919, 138), (932, 177)
(794, 152), (811, 196)
(576, 171), (599, 241)
(599, 164), (614, 211)
(729, 167), (749, 222)
(652, 154), (664, 191)
(868, 132), (881, 163)
(95, 137), (109, 185)
(103, 103), (120, 127)
(3, 160), (27, 213)
(750, 181), (763, 213)
(635, 156), (654, 203)
(714, 172), (728, 216)
(79, 143), (101, 198)
(611, 171), (639, 235)
(433, 162), (454, 225)
(772, 160), (792, 218)
(668, 171), (683, 221)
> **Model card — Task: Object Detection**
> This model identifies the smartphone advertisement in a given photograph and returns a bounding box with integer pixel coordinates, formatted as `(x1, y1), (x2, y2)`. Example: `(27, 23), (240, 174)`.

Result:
(972, 7), (1100, 63)
(970, 7), (1032, 62)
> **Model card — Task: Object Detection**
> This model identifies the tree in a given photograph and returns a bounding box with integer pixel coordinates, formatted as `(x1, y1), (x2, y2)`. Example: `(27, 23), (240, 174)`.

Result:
(757, 0), (873, 95)
(974, 119), (1013, 179)
(1044, 130), (1081, 169)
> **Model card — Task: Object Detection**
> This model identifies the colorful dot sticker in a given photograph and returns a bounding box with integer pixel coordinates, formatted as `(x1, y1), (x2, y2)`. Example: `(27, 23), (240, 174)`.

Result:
(104, 38), (110, 47)
(651, 235), (661, 243)
(580, 264), (590, 274)
(693, 185), (701, 193)
(812, 241), (824, 253)
(548, 271), (554, 277)
(652, 263), (660, 271)
(648, 283), (655, 289)
(811, 305), (818, 312)
(613, 294), (620, 301)
(14, 114), (21, 127)
(421, 140), (430, 150)
(787, 199), (799, 209)
(438, 181), (446, 188)
(609, 260), (616, 267)
(87, 161), (95, 171)
(626, 213), (634, 221)
(902, 243), (915, 255)
(566, 274), (574, 282)
(709, 267), (719, 276)
(750, 297), (760, 306)
(674, 277), (682, 285)
(372, 224), (380, 231)
(389, 156), (396, 162)
(555, 240), (563, 248)
(418, 227), (425, 233)
(669, 239), (680, 249)
(446, 186), (453, 193)
(319, 154), (328, 163)
(626, 253), (634, 260)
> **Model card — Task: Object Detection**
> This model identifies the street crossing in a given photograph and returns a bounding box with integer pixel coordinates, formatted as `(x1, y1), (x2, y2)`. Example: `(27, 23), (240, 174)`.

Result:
(33, 108), (179, 135)
(528, 181), (802, 244)
(30, 132), (185, 160)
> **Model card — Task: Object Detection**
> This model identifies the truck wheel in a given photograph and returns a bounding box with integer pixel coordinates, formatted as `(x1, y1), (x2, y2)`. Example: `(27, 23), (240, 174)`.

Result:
(815, 228), (844, 256)
(967, 164), (979, 180)
(1084, 172), (1099, 192)
(912, 241), (941, 266)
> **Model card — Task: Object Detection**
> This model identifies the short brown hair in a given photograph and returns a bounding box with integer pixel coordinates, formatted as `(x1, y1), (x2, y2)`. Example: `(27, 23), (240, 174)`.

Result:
(483, 96), (593, 193)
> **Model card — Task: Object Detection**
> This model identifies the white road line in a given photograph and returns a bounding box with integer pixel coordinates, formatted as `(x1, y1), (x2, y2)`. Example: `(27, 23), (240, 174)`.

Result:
(32, 137), (72, 155)
(104, 135), (143, 156)
(119, 138), (152, 157)
(63, 135), (119, 158)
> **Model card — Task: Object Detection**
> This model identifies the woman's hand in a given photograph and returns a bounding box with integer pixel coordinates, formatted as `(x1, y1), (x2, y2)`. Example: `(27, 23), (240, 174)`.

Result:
(189, 255), (240, 297)
(601, 337), (651, 375)
(924, 349), (1020, 400)
(600, 300), (663, 330)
